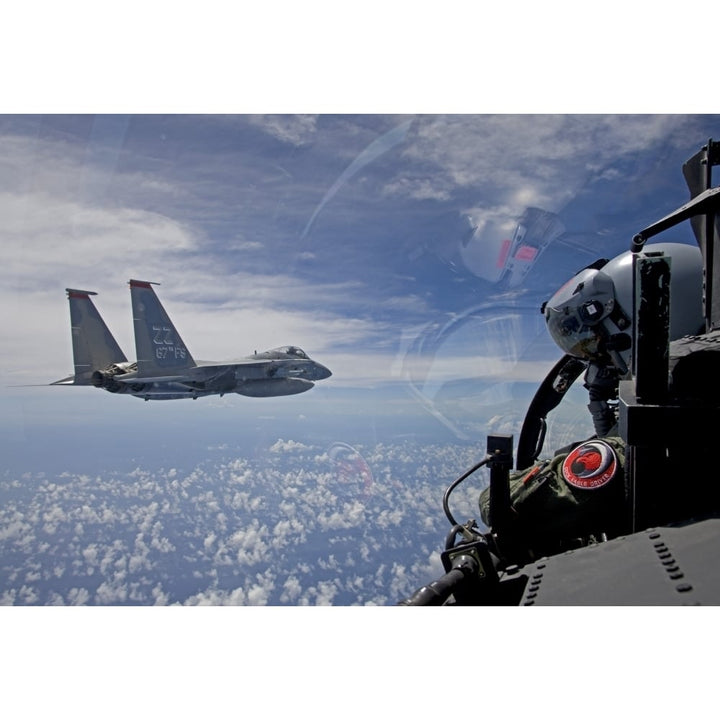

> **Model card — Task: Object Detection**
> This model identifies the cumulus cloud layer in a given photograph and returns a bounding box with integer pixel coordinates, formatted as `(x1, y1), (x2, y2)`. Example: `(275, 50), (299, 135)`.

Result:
(0, 439), (485, 606)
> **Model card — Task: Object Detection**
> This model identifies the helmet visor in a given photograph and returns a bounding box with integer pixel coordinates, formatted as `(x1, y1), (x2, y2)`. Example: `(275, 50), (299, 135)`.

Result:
(545, 305), (604, 359)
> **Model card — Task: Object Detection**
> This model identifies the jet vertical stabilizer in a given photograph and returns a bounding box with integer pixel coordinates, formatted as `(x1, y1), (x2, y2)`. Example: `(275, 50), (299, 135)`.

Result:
(62, 289), (128, 385)
(129, 280), (197, 378)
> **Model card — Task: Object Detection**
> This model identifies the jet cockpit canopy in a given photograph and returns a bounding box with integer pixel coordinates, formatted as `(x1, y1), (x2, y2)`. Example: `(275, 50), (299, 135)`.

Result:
(277, 346), (309, 359)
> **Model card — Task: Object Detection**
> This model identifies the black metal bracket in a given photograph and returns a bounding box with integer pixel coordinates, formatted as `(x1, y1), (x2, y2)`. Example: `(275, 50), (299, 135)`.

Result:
(631, 185), (720, 252)
(487, 434), (513, 530)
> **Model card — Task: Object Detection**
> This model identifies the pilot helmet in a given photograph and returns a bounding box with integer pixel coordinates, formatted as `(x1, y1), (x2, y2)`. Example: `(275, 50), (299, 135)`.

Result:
(543, 242), (704, 369)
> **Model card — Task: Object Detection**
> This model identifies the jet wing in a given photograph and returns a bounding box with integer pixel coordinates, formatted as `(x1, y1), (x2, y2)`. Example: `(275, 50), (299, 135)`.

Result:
(10, 375), (77, 387)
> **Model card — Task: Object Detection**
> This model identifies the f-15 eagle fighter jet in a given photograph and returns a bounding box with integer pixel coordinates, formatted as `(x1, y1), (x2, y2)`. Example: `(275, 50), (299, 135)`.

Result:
(50, 280), (332, 401)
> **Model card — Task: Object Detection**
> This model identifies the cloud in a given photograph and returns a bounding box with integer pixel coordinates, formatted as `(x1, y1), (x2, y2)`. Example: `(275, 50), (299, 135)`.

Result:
(0, 436), (493, 605)
(227, 239), (264, 252)
(247, 115), (319, 147)
(269, 439), (311, 453)
(305, 579), (338, 606)
(184, 586), (248, 605)
(396, 114), (691, 213)
(280, 574), (303, 603)
(383, 175), (453, 202)
(0, 190), (199, 280)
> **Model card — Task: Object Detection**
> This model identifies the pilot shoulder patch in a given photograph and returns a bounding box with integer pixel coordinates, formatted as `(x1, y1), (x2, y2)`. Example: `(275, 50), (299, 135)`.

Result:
(561, 439), (619, 490)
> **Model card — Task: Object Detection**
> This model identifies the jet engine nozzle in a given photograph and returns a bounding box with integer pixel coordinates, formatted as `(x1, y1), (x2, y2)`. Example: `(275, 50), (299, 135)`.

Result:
(91, 369), (126, 393)
(90, 363), (135, 394)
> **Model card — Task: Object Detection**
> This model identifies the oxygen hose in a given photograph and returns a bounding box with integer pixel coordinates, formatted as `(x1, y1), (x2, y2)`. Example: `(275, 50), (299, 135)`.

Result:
(442, 455), (492, 528)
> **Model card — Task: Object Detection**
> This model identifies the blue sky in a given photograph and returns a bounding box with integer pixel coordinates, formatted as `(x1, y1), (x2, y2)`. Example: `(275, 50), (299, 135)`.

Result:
(2, 114), (720, 470)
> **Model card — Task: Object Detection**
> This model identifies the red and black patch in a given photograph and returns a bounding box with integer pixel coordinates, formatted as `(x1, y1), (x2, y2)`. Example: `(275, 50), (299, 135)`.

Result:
(562, 439), (618, 490)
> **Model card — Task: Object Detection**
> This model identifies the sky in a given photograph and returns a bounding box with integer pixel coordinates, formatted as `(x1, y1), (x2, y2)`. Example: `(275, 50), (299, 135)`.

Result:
(2, 6), (719, 717)
(2, 113), (719, 467)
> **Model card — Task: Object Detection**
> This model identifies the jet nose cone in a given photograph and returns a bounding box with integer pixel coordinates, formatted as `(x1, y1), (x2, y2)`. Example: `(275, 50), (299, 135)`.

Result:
(315, 363), (332, 380)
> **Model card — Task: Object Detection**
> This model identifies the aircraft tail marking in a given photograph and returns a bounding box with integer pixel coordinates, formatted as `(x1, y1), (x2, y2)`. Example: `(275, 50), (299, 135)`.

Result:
(64, 288), (128, 385)
(129, 279), (196, 377)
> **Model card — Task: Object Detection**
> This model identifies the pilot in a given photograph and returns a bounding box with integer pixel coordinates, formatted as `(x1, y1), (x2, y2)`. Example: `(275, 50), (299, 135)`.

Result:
(543, 241), (704, 436)
(479, 242), (704, 561)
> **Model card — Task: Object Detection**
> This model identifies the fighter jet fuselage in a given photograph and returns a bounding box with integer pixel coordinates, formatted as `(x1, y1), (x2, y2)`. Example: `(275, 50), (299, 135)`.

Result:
(53, 280), (331, 401)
